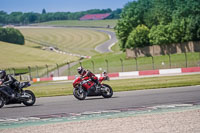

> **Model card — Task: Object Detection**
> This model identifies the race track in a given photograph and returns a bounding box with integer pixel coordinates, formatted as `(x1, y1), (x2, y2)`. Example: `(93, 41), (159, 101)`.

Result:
(95, 29), (117, 53)
(0, 85), (200, 119)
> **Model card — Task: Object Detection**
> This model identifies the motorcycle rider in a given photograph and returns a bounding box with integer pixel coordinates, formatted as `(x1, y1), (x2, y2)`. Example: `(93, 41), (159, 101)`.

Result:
(0, 70), (20, 99)
(77, 67), (100, 91)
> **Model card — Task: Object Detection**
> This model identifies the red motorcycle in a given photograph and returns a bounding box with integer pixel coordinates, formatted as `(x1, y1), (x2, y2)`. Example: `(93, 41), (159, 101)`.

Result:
(73, 72), (113, 100)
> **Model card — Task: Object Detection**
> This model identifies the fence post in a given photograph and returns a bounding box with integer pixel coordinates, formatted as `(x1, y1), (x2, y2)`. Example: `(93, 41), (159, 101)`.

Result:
(199, 52), (200, 61)
(168, 54), (171, 69)
(79, 60), (82, 67)
(56, 64), (59, 76)
(19, 74), (22, 81)
(134, 57), (138, 71)
(67, 62), (70, 76)
(8, 68), (11, 74)
(199, 52), (200, 67)
(105, 59), (109, 73)
(184, 52), (188, 68)
(28, 66), (32, 80)
(91, 60), (94, 73)
(36, 66), (39, 78)
(151, 56), (155, 70)
(120, 58), (124, 72)
(12, 68), (15, 77)
(46, 64), (49, 77)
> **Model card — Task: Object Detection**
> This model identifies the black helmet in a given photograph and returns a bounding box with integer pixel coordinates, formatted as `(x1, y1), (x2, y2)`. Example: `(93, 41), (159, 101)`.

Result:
(77, 67), (83, 74)
(0, 70), (6, 79)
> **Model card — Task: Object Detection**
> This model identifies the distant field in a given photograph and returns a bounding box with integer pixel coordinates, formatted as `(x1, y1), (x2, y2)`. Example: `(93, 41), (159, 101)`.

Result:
(34, 19), (118, 28)
(0, 41), (78, 69)
(19, 28), (109, 56)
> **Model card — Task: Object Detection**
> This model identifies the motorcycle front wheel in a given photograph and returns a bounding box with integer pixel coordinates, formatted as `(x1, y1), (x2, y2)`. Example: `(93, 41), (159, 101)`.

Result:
(22, 90), (36, 106)
(101, 84), (113, 98)
(73, 88), (87, 100)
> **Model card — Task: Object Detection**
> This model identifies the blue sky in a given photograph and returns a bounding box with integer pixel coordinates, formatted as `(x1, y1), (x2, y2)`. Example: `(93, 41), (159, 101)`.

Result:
(1, 0), (132, 13)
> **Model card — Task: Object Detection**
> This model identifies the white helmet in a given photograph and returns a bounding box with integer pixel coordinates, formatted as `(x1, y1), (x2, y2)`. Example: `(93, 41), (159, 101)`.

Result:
(77, 67), (83, 74)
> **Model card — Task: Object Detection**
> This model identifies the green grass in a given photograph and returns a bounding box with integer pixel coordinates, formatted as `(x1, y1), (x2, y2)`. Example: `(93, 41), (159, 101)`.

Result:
(19, 28), (109, 56)
(108, 74), (200, 92)
(34, 19), (118, 28)
(0, 41), (78, 69)
(29, 74), (200, 97)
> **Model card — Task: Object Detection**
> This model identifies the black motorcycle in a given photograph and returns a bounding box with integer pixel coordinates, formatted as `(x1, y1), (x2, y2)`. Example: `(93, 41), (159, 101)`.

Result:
(0, 81), (36, 108)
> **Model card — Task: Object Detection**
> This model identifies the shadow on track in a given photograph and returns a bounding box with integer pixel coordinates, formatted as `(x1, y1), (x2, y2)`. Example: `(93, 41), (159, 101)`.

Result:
(3, 104), (40, 109)
(84, 96), (118, 101)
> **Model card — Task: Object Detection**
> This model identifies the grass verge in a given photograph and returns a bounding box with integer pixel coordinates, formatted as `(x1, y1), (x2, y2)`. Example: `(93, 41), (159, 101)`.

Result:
(29, 74), (200, 97)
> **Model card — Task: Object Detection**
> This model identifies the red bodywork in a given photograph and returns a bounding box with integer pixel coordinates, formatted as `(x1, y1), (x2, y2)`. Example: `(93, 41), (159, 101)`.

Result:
(73, 74), (108, 90)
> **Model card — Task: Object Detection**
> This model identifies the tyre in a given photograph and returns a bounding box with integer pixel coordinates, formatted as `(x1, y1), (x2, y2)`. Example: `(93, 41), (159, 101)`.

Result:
(0, 96), (5, 108)
(22, 90), (36, 106)
(101, 84), (113, 98)
(73, 88), (87, 100)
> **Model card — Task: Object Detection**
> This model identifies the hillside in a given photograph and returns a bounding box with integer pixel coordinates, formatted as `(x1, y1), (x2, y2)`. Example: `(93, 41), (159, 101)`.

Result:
(0, 41), (78, 69)
(19, 27), (109, 56)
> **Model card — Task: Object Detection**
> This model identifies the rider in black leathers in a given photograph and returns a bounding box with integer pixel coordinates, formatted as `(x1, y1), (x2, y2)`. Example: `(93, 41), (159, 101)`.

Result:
(0, 70), (20, 99)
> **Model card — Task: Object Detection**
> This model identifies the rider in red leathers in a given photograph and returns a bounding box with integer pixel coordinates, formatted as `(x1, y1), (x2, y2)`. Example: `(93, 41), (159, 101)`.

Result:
(77, 67), (100, 90)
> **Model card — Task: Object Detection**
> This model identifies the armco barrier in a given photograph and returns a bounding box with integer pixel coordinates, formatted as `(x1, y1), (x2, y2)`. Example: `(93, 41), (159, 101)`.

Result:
(32, 67), (200, 82)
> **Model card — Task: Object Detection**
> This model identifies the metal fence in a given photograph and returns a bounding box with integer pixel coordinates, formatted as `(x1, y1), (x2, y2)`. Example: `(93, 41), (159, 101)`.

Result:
(3, 64), (62, 81)
(64, 52), (200, 76)
(2, 52), (200, 80)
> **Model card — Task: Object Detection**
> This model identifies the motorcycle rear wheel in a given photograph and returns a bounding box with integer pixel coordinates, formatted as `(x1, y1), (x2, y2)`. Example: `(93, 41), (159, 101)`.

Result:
(73, 88), (87, 100)
(101, 84), (113, 98)
(22, 90), (36, 106)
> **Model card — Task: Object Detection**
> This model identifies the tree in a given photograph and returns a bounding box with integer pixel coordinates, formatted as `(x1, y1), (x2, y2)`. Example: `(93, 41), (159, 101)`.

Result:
(149, 25), (171, 45)
(7, 12), (23, 24)
(115, 0), (200, 50)
(0, 11), (8, 24)
(126, 25), (150, 48)
(0, 27), (24, 45)
(107, 8), (122, 19)
(0, 8), (121, 24)
(115, 0), (152, 51)
(42, 9), (46, 14)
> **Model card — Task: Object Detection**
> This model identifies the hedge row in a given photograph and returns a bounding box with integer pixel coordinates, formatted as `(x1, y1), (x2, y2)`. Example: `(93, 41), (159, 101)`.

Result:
(0, 27), (24, 45)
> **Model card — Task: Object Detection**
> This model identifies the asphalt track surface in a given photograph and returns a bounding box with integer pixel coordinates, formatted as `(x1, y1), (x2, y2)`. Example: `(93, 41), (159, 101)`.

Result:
(0, 85), (200, 119)
(94, 29), (118, 53)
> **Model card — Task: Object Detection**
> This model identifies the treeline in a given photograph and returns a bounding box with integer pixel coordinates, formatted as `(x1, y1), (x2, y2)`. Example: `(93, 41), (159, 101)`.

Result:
(0, 8), (122, 25)
(0, 27), (24, 45)
(115, 0), (200, 51)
